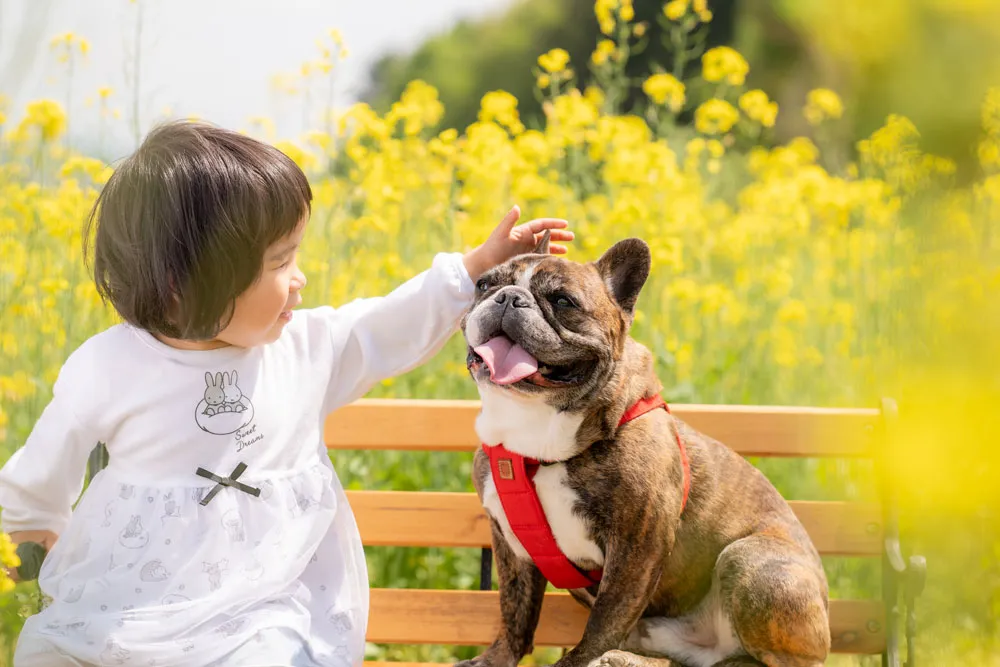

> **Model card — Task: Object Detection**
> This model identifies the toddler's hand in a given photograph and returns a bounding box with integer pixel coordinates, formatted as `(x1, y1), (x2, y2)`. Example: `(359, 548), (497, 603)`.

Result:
(463, 206), (574, 280)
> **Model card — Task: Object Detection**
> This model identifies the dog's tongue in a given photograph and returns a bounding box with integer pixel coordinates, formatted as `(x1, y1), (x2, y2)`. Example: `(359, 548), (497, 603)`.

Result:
(474, 336), (539, 385)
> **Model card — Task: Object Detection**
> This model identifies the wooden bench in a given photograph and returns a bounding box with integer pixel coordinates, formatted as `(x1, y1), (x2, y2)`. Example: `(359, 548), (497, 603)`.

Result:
(322, 397), (927, 667)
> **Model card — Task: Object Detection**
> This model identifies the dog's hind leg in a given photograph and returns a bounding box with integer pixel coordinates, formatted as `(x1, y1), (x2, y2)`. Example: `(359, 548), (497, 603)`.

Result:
(715, 535), (830, 667)
(588, 649), (676, 667)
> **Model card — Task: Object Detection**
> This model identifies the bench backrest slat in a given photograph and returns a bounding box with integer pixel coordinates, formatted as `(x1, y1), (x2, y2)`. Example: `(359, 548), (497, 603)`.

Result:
(326, 399), (880, 457)
(346, 491), (883, 556)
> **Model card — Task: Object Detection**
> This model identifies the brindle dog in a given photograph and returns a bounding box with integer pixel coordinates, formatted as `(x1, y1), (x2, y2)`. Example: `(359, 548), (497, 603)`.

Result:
(455, 235), (830, 667)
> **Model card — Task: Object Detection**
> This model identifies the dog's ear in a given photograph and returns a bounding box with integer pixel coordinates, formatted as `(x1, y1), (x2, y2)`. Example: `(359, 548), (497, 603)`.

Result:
(594, 238), (651, 315)
(532, 229), (551, 255)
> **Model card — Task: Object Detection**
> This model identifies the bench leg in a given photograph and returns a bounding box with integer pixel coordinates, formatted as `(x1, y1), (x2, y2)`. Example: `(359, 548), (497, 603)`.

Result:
(480, 547), (493, 591)
(903, 555), (926, 667)
(878, 398), (927, 667)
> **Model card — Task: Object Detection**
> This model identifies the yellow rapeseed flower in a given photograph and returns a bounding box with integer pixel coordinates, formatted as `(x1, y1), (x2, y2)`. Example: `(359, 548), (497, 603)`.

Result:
(982, 87), (1000, 137)
(393, 80), (446, 136)
(620, 0), (635, 22)
(777, 299), (809, 325)
(594, 0), (618, 34)
(695, 98), (739, 135)
(0, 372), (37, 402)
(536, 74), (551, 89)
(547, 89), (600, 147)
(584, 85), (605, 109)
(274, 140), (317, 172)
(804, 88), (844, 126)
(979, 139), (1000, 171)
(0, 532), (19, 588)
(701, 46), (749, 86)
(538, 48), (570, 74)
(738, 89), (778, 128)
(664, 0), (688, 21)
(591, 40), (616, 66)
(50, 32), (72, 48)
(18, 99), (67, 142)
(479, 90), (524, 135)
(642, 73), (685, 113)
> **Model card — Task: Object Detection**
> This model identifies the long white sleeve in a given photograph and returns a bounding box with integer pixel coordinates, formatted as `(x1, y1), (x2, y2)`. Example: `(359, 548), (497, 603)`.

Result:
(0, 352), (98, 535)
(321, 251), (475, 412)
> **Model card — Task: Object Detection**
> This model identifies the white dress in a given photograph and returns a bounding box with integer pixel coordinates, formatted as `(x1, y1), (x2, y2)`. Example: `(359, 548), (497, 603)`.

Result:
(0, 253), (475, 667)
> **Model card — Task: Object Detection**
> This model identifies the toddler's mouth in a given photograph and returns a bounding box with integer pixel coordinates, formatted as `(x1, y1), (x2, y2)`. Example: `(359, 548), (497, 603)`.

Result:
(279, 297), (302, 321)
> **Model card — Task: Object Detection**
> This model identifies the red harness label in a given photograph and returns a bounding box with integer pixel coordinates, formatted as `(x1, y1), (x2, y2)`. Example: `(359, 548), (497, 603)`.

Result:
(483, 394), (690, 590)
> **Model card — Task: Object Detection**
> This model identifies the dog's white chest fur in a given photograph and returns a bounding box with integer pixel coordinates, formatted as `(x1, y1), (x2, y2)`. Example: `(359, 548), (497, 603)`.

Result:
(476, 386), (604, 569)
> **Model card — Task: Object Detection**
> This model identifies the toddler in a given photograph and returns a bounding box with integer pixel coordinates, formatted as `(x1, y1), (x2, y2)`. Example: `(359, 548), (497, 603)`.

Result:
(0, 120), (572, 666)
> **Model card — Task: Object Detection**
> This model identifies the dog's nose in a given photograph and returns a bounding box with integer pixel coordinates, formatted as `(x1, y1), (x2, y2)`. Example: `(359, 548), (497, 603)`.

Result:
(494, 286), (533, 309)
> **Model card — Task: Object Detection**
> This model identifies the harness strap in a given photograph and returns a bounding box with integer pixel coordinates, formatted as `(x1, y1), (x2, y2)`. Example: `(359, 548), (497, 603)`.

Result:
(483, 393), (690, 589)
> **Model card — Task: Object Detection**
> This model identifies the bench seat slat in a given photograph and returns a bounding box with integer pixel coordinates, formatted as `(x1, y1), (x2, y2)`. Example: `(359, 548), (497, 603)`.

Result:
(327, 399), (880, 457)
(367, 589), (885, 654)
(346, 491), (882, 556)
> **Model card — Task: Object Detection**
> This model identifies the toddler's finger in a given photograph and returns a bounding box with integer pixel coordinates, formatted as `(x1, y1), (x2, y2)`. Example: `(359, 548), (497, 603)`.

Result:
(549, 244), (569, 254)
(499, 206), (521, 232)
(524, 218), (568, 233)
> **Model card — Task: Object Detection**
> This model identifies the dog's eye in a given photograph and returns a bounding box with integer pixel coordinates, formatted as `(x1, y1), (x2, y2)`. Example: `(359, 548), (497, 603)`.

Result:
(476, 279), (491, 292)
(550, 293), (577, 309)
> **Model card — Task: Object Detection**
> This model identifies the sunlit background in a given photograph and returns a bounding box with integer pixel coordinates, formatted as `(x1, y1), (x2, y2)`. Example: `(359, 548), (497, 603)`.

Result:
(1, 0), (998, 664)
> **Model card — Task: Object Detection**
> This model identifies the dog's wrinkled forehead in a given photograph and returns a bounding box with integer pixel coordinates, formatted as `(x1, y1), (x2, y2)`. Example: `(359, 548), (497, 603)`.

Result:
(485, 255), (618, 312)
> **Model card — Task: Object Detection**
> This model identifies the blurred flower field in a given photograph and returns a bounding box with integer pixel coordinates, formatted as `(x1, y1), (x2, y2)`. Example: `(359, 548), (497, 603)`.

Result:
(0, 0), (998, 664)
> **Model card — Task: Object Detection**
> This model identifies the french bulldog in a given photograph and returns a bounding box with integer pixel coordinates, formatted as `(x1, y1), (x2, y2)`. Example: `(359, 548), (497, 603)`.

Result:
(456, 234), (830, 667)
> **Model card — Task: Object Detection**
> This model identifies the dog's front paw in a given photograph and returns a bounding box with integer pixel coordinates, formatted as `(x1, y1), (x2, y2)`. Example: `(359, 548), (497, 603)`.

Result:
(587, 649), (660, 667)
(454, 653), (516, 667)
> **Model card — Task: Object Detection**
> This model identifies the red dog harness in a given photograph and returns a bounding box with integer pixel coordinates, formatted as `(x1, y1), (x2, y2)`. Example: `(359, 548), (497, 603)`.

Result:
(483, 394), (691, 590)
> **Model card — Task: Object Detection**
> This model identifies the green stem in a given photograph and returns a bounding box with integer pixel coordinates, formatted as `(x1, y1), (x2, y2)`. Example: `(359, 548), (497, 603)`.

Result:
(671, 27), (689, 79)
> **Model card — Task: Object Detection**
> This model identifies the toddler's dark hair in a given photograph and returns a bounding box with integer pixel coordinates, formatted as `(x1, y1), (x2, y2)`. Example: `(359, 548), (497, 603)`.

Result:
(84, 120), (312, 340)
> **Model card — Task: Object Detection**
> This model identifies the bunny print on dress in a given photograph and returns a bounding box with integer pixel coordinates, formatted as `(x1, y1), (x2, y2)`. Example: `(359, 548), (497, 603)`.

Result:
(203, 372), (225, 415)
(194, 370), (254, 435)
